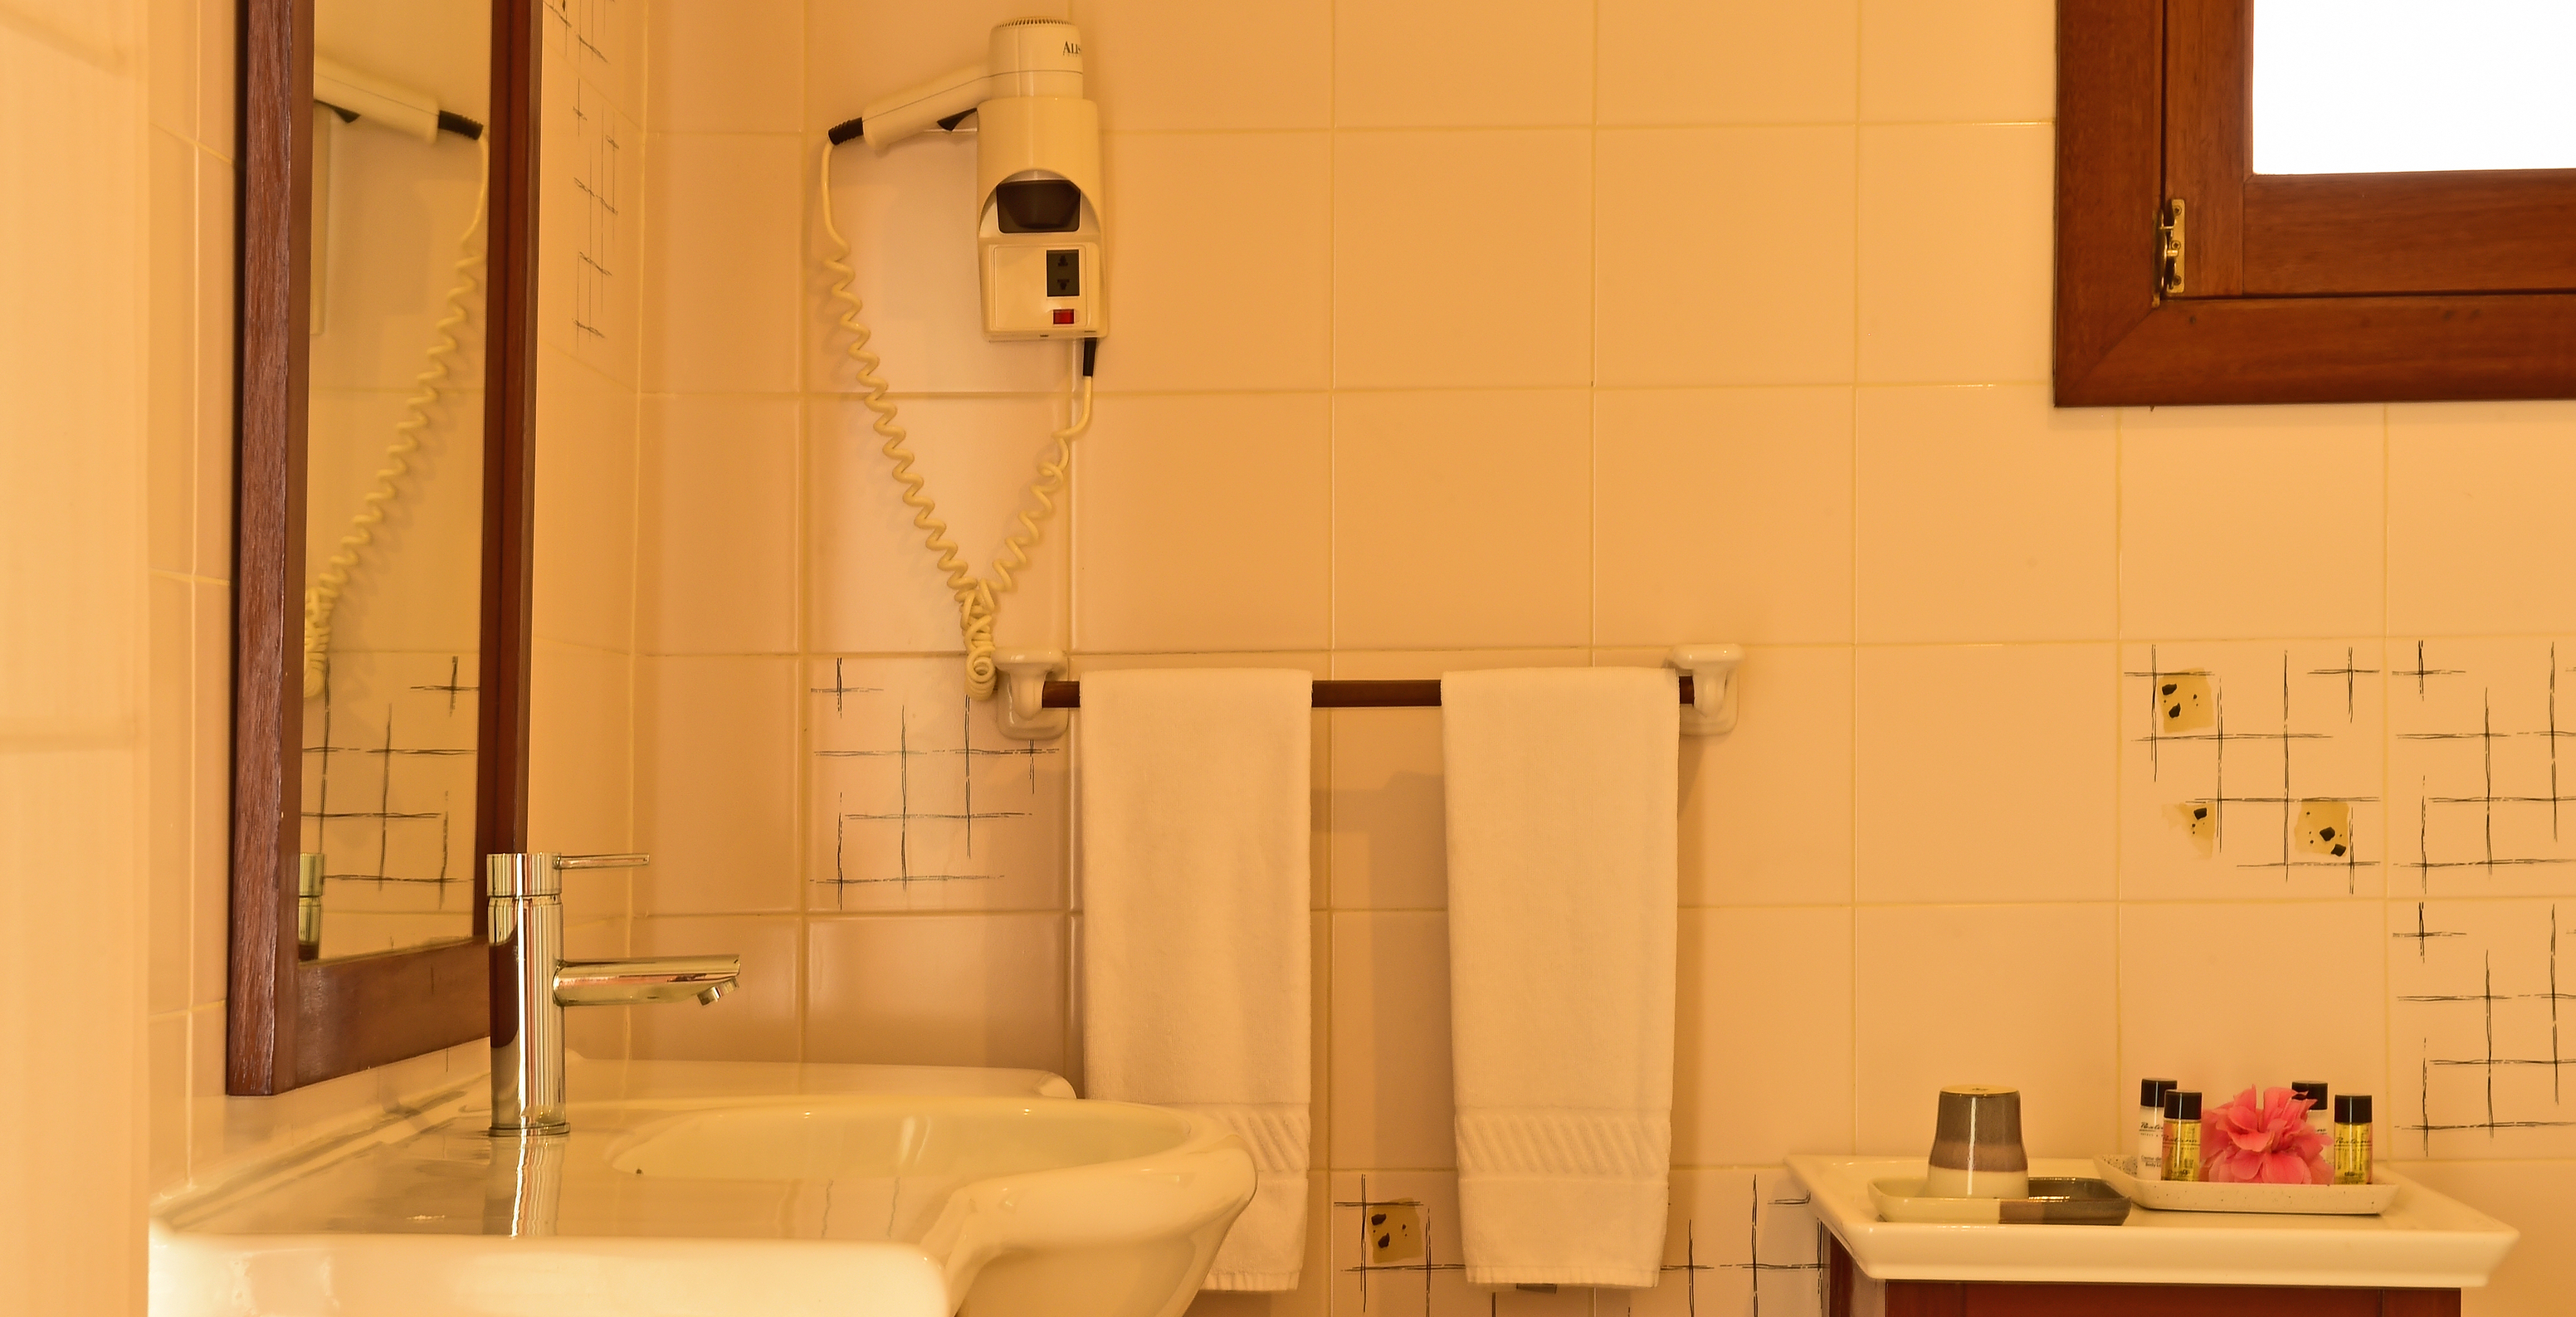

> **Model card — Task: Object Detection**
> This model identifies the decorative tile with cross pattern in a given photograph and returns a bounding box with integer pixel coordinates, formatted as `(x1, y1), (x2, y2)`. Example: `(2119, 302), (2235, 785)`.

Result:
(804, 656), (1067, 912)
(1326, 1169), (1822, 1317)
(2119, 641), (2386, 900)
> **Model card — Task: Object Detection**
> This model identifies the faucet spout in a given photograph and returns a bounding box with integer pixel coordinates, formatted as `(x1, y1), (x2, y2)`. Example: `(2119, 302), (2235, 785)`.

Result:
(487, 852), (744, 1135)
(554, 954), (741, 1007)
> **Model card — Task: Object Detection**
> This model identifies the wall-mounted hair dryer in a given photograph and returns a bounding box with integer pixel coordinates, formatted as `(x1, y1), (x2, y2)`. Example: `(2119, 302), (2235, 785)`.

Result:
(827, 18), (1103, 342)
(316, 56), (484, 143)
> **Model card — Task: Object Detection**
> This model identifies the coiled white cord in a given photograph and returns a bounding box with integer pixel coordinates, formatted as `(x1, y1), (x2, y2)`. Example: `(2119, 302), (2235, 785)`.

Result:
(817, 139), (1094, 700)
(301, 134), (491, 699)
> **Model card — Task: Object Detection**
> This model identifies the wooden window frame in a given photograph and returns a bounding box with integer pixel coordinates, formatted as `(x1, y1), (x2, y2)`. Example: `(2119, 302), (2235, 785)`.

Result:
(227, 0), (540, 1094)
(2055, 0), (2576, 406)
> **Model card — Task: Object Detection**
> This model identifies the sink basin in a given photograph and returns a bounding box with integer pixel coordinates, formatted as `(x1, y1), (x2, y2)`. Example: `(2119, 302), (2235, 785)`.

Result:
(151, 1061), (1256, 1317)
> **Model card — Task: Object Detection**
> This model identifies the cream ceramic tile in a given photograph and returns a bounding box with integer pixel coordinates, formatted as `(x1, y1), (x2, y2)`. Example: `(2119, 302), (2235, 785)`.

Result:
(1597, 129), (1856, 387)
(191, 1007), (293, 1173)
(1598, 0), (1858, 126)
(806, 912), (1069, 1071)
(2386, 638), (2576, 900)
(190, 582), (230, 1007)
(528, 639), (633, 856)
(149, 1011), (188, 1193)
(2389, 1160), (2576, 1314)
(1325, 651), (1588, 911)
(149, 130), (193, 576)
(1329, 910), (1456, 1170)
(1858, 0), (2054, 124)
(807, 656), (1070, 913)
(2120, 640), (2386, 900)
(2118, 900), (2386, 1130)
(1095, 132), (1331, 393)
(1855, 644), (2116, 904)
(2120, 405), (2386, 641)
(1332, 131), (1592, 389)
(812, 129), (1068, 396)
(530, 347), (636, 653)
(1856, 385), (2116, 643)
(808, 393), (1076, 655)
(2388, 402), (2576, 638)
(148, 575), (191, 1016)
(148, 0), (194, 135)
(1855, 903), (2120, 1158)
(2388, 900), (2576, 1161)
(197, 0), (233, 156)
(642, 132), (803, 393)
(1073, 393), (1331, 653)
(804, 0), (1067, 136)
(1335, 0), (1592, 128)
(1856, 124), (2053, 384)
(1325, 1171), (1487, 1313)
(640, 395), (798, 655)
(1676, 907), (1855, 1167)
(1636, 1168), (1828, 1317)
(1320, 1168), (1826, 1316)
(637, 656), (798, 914)
(1077, 0), (1329, 131)
(648, 0), (802, 134)
(554, 0), (649, 118)
(1593, 388), (1854, 647)
(1651, 645), (1855, 908)
(1331, 391), (1592, 651)
(1179, 1172), (1330, 1317)
(626, 915), (803, 1061)
(193, 151), (235, 578)
(539, 83), (644, 387)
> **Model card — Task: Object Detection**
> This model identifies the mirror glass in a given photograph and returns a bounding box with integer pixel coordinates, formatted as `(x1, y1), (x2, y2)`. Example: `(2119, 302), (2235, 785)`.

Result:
(2256, 0), (2576, 173)
(298, 0), (490, 958)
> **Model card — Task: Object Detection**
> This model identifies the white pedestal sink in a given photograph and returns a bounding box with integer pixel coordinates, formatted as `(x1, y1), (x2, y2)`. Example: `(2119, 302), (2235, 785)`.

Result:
(151, 1061), (1255, 1317)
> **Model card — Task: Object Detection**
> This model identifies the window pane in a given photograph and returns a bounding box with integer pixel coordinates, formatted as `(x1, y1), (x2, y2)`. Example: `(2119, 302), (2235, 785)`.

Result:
(2255, 0), (2576, 174)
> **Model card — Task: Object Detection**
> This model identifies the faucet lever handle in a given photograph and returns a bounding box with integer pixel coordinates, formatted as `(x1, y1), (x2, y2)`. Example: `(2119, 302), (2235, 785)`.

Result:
(556, 852), (651, 871)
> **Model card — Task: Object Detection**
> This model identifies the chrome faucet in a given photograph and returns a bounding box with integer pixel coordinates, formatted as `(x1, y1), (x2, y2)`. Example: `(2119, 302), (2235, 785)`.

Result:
(485, 851), (741, 1135)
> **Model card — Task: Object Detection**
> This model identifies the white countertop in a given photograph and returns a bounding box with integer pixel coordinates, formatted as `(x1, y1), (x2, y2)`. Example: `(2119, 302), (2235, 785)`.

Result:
(1787, 1154), (2518, 1290)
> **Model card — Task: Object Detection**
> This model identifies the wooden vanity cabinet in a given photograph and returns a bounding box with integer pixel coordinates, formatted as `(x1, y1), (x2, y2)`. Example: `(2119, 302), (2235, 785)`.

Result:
(1826, 1238), (2461, 1316)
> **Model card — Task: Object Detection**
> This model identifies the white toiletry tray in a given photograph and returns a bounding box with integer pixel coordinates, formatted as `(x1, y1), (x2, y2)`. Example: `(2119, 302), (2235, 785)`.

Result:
(2094, 1155), (2401, 1216)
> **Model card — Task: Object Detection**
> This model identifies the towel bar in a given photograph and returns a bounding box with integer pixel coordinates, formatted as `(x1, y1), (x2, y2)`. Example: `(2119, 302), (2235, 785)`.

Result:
(993, 645), (1741, 741)
(1037, 677), (1697, 709)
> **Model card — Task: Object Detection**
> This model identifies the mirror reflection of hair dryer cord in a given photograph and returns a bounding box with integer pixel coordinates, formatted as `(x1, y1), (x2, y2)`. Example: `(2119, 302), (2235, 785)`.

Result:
(817, 138), (1095, 703)
(301, 134), (490, 700)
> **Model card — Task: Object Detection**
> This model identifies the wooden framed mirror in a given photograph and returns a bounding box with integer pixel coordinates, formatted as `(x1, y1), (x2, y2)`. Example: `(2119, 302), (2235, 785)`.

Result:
(228, 0), (539, 1094)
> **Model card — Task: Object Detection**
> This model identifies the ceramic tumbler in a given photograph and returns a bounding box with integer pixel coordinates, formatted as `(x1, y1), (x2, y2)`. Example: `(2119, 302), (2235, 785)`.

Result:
(1924, 1085), (2030, 1198)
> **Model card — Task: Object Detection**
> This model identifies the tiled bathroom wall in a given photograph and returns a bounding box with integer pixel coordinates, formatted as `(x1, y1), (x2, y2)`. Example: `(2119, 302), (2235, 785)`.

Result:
(557, 2), (2576, 1314)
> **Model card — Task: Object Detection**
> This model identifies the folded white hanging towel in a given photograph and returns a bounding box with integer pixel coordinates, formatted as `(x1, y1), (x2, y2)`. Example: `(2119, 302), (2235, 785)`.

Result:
(1080, 667), (1314, 1290)
(1441, 666), (1679, 1288)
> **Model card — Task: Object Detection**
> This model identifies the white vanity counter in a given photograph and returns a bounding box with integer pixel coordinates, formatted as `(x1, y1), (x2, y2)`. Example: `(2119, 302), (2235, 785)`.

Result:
(1788, 1154), (2518, 1290)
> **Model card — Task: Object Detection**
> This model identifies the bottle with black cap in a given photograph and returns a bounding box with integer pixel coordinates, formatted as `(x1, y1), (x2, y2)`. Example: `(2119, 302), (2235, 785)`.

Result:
(2334, 1094), (2373, 1185)
(2163, 1090), (2203, 1181)
(2291, 1080), (2331, 1140)
(2137, 1079), (2178, 1178)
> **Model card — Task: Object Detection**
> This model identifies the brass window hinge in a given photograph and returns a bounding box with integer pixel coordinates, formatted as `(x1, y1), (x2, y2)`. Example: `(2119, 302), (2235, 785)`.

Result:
(2157, 198), (2186, 299)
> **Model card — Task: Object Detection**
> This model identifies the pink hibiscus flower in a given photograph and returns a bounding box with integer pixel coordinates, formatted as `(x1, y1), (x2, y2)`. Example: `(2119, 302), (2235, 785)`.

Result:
(2200, 1085), (2332, 1184)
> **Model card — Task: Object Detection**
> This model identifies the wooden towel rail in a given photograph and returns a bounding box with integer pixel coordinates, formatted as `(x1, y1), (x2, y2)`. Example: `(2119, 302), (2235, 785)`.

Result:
(1037, 676), (1697, 710)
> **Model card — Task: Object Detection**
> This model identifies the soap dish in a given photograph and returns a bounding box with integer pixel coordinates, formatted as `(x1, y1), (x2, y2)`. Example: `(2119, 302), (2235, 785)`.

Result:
(1868, 1177), (2130, 1226)
(2093, 1155), (2402, 1216)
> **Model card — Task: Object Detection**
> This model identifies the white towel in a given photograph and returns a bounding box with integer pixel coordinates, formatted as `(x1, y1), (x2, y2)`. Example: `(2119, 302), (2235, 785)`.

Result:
(1079, 668), (1314, 1290)
(1441, 666), (1679, 1289)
